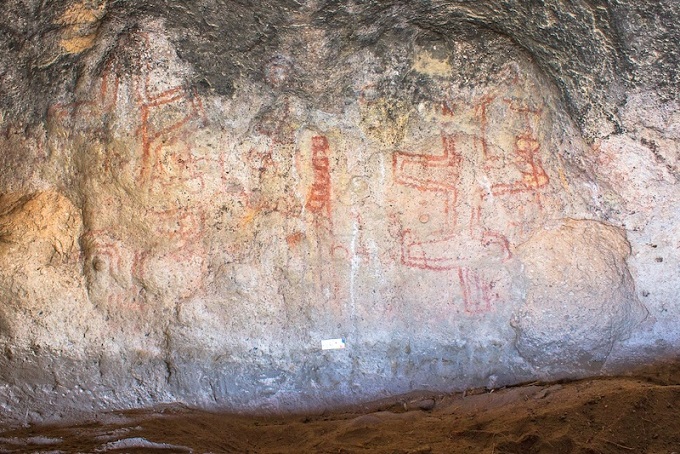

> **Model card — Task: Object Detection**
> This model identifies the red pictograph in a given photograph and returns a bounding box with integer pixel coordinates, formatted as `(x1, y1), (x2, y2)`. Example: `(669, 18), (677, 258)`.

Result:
(254, 100), (298, 145)
(392, 134), (461, 193)
(92, 31), (210, 192)
(134, 207), (208, 299)
(392, 127), (513, 314)
(458, 267), (498, 314)
(99, 58), (120, 113)
(49, 30), (211, 196)
(137, 86), (207, 190)
(144, 128), (207, 193)
(392, 134), (461, 225)
(49, 31), (215, 311)
(148, 207), (205, 243)
(400, 228), (510, 272)
(305, 135), (332, 220)
(400, 230), (455, 271)
(47, 101), (94, 121)
(441, 100), (456, 117)
(474, 95), (495, 160)
(81, 230), (128, 280)
(488, 100), (549, 205)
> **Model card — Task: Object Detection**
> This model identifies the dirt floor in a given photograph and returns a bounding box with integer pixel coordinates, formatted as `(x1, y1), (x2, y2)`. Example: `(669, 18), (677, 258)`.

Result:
(1, 362), (679, 453)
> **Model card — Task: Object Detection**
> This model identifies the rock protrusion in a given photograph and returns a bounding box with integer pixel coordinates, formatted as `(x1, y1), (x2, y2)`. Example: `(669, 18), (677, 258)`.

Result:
(512, 219), (648, 375)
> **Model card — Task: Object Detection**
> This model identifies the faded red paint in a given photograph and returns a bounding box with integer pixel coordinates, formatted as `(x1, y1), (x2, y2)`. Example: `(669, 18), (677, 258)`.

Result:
(254, 100), (297, 145)
(393, 134), (461, 193)
(400, 230), (457, 271)
(441, 100), (456, 117)
(81, 230), (147, 311)
(474, 95), (495, 159)
(148, 208), (205, 245)
(458, 268), (499, 314)
(137, 87), (206, 186)
(390, 107), (524, 313)
(81, 230), (126, 277)
(305, 135), (333, 220)
(99, 59), (120, 112)
(487, 100), (549, 205)
(480, 231), (512, 260)
(393, 133), (461, 226)
(286, 231), (305, 248)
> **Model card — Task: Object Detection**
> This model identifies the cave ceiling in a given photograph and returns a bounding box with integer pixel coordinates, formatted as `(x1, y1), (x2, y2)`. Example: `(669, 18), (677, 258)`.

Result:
(0, 0), (678, 138)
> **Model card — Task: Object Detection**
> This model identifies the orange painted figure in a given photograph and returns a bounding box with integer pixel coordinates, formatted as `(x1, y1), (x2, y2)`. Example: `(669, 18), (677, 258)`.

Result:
(306, 135), (333, 222)
(389, 90), (552, 314)
(393, 132), (511, 314)
(489, 100), (549, 206)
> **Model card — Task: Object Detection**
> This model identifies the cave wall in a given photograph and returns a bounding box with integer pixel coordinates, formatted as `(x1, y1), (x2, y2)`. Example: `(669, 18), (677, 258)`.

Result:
(0, 0), (677, 424)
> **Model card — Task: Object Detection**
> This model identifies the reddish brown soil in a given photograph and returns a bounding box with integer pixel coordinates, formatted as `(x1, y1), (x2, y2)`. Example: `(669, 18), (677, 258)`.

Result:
(1, 363), (679, 453)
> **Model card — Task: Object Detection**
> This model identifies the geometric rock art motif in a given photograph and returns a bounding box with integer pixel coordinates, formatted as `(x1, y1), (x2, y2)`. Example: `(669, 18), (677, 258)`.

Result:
(48, 29), (212, 320)
(392, 88), (551, 314)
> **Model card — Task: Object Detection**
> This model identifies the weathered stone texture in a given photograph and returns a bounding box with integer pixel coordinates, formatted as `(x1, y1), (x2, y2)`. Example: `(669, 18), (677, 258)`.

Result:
(513, 219), (647, 375)
(0, 0), (677, 425)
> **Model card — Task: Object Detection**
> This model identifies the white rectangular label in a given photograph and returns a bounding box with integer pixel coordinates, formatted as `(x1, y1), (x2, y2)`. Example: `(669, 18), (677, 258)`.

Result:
(321, 338), (346, 350)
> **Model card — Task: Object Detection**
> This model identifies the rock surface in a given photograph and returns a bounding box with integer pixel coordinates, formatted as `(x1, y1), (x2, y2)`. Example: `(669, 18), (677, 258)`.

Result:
(513, 219), (647, 375)
(4, 363), (680, 453)
(0, 0), (677, 425)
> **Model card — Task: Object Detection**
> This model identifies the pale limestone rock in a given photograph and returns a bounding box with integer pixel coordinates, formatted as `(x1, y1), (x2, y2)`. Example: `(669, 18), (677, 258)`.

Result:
(0, 192), (96, 351)
(512, 219), (648, 375)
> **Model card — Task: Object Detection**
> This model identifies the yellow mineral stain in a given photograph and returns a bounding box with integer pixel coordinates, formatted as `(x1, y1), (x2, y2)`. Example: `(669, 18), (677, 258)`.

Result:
(359, 98), (411, 147)
(56, 2), (105, 26)
(238, 207), (258, 228)
(412, 52), (452, 77)
(60, 34), (97, 54)
(56, 1), (107, 55)
(557, 155), (570, 190)
(522, 172), (550, 188)
(0, 191), (82, 258)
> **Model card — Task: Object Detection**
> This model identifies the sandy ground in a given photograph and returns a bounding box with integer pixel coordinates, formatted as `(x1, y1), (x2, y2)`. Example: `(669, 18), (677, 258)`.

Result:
(1, 362), (679, 453)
